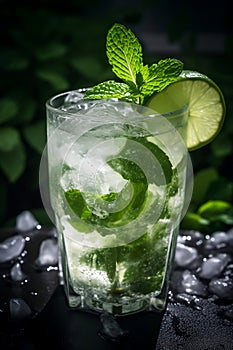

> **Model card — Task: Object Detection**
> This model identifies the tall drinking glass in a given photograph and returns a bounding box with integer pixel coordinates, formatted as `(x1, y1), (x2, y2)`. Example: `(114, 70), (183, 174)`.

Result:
(41, 89), (192, 315)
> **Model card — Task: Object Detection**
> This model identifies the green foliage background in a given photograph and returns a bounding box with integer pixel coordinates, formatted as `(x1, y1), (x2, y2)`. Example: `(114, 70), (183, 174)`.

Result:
(0, 0), (232, 228)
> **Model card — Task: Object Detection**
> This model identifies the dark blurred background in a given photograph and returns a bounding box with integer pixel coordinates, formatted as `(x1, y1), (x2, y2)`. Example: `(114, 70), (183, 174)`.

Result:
(0, 0), (232, 228)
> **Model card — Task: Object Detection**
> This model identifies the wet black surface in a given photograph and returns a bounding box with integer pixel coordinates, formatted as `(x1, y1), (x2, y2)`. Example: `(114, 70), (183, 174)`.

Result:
(0, 218), (233, 350)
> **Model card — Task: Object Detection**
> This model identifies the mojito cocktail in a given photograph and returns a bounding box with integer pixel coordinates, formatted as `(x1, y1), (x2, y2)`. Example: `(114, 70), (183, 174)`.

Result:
(41, 23), (225, 316)
(46, 93), (189, 314)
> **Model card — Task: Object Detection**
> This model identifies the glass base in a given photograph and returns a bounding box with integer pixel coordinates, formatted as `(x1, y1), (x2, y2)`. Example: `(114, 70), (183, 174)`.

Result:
(58, 220), (178, 316)
(63, 276), (168, 315)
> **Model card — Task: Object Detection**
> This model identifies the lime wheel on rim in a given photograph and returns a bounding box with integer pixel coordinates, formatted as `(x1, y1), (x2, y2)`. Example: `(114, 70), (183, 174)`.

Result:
(146, 70), (226, 151)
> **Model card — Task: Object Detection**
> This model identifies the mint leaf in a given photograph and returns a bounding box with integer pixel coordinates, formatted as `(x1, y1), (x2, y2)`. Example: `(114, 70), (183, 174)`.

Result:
(106, 23), (143, 87)
(84, 80), (138, 103)
(83, 23), (184, 105)
(107, 157), (147, 183)
(65, 189), (92, 220)
(101, 192), (118, 202)
(104, 248), (117, 282)
(140, 58), (183, 96)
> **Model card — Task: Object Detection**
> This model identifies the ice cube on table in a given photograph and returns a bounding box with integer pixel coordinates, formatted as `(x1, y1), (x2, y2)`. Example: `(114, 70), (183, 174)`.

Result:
(99, 312), (129, 341)
(0, 235), (25, 263)
(204, 229), (233, 251)
(10, 262), (27, 282)
(175, 243), (198, 267)
(34, 238), (58, 269)
(199, 253), (231, 280)
(16, 211), (38, 231)
(9, 298), (31, 320)
(209, 277), (233, 300)
(181, 270), (207, 297)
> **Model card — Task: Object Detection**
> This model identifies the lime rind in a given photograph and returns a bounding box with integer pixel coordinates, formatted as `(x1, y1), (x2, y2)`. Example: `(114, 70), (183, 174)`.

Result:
(146, 70), (226, 151)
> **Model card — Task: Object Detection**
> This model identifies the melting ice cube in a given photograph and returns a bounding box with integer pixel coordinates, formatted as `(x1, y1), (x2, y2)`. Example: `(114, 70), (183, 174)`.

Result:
(10, 262), (27, 282)
(175, 243), (198, 268)
(209, 277), (233, 300)
(199, 253), (231, 280)
(16, 211), (38, 231)
(0, 235), (25, 263)
(99, 312), (129, 341)
(181, 270), (207, 297)
(34, 238), (58, 269)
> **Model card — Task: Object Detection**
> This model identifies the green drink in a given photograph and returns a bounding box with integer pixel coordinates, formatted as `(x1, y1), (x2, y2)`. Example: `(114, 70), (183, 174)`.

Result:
(45, 94), (190, 314)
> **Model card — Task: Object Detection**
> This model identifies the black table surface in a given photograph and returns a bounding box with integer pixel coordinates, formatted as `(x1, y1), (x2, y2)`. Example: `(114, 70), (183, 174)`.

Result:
(0, 225), (233, 350)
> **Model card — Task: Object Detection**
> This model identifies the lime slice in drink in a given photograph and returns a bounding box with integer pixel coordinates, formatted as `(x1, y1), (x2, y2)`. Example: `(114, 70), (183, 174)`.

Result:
(146, 70), (226, 150)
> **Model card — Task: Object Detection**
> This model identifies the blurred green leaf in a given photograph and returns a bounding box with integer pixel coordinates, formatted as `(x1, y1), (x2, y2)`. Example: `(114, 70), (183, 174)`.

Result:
(0, 127), (21, 151)
(18, 98), (37, 124)
(0, 142), (26, 182)
(0, 99), (19, 124)
(191, 167), (218, 208)
(35, 43), (67, 61)
(0, 176), (7, 222)
(182, 200), (233, 233)
(31, 208), (53, 226)
(211, 133), (232, 158)
(23, 120), (46, 154)
(36, 69), (69, 91)
(70, 56), (104, 80)
(198, 200), (233, 220)
(181, 212), (210, 232)
(0, 50), (29, 71)
(206, 177), (233, 203)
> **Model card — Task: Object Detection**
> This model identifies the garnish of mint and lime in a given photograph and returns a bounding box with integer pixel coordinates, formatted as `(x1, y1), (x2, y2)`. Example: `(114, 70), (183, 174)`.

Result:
(63, 23), (226, 296)
(84, 23), (184, 106)
(84, 23), (225, 151)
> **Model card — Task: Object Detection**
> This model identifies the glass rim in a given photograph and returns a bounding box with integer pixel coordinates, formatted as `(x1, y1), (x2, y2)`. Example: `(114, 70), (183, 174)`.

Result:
(46, 88), (189, 120)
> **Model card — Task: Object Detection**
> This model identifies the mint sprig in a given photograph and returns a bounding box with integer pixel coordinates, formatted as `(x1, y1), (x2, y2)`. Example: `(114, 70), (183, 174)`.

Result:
(84, 23), (183, 104)
(106, 23), (143, 87)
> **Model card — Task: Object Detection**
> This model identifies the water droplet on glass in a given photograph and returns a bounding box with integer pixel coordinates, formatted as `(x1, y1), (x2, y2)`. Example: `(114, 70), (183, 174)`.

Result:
(0, 235), (25, 263)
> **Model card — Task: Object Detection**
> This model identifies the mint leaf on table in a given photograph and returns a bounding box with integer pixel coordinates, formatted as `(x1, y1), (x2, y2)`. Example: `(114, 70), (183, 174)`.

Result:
(84, 23), (183, 105)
